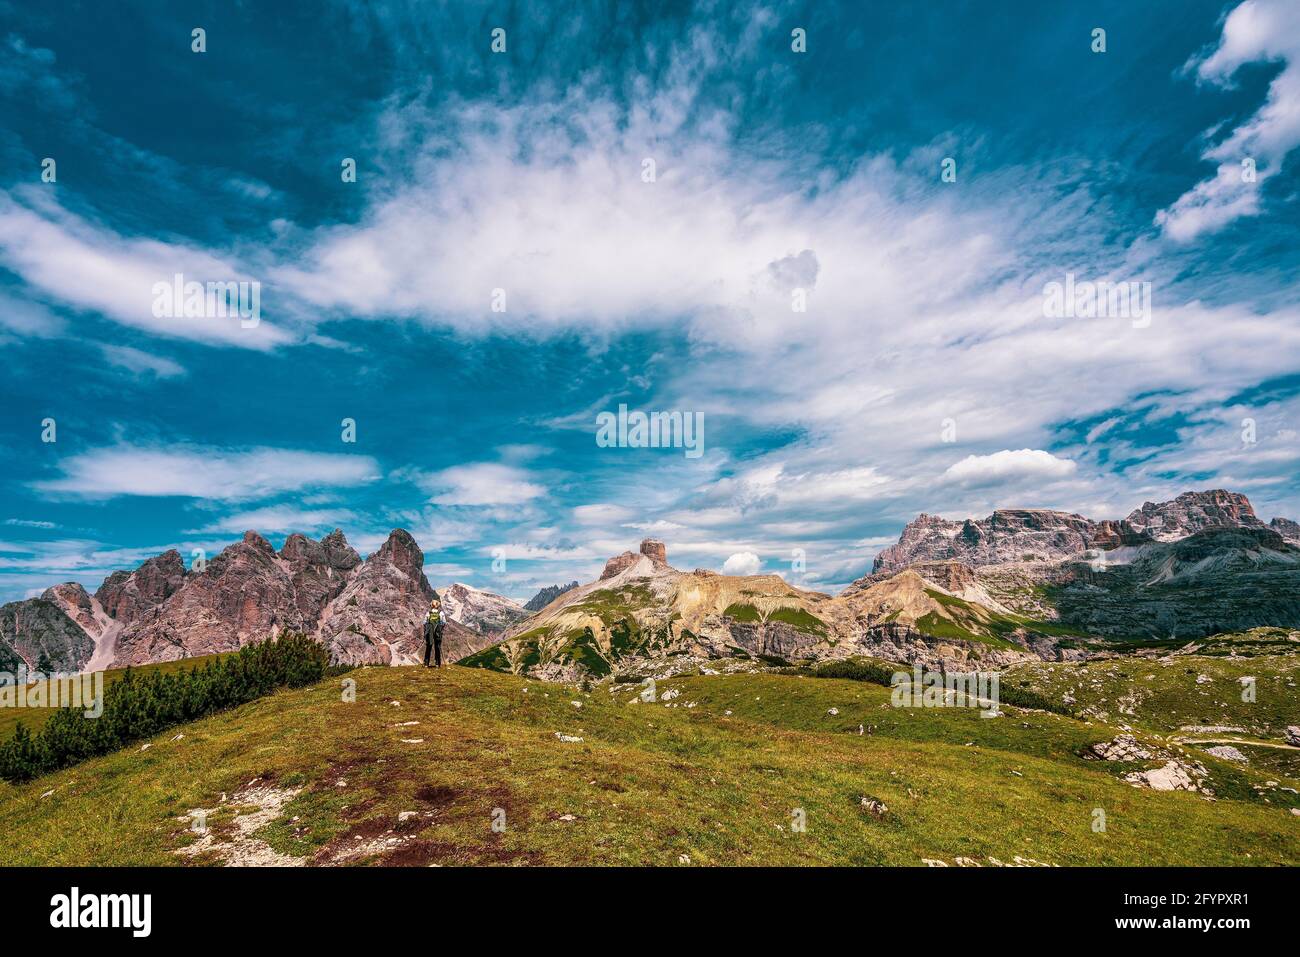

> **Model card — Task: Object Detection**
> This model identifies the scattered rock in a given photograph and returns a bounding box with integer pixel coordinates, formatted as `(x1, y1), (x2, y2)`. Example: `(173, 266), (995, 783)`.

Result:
(1125, 760), (1210, 793)
(1088, 734), (1155, 762)
(859, 797), (889, 818)
(1204, 745), (1248, 763)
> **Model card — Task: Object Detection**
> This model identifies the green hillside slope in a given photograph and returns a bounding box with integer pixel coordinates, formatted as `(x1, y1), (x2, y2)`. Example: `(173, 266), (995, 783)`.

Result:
(1, 663), (1296, 866)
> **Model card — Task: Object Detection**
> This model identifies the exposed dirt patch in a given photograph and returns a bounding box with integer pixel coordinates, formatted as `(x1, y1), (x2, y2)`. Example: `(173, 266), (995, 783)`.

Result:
(380, 839), (457, 866)
(414, 784), (459, 808)
(174, 784), (305, 867)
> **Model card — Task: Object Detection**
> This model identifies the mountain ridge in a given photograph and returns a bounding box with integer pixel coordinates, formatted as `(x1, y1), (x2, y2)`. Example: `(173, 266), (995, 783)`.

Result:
(3, 488), (1297, 678)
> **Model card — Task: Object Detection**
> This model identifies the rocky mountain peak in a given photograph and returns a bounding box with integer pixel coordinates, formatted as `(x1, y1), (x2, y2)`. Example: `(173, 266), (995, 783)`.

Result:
(601, 539), (671, 580)
(240, 530), (275, 552)
(93, 548), (186, 625)
(1272, 517), (1300, 544)
(874, 489), (1295, 574)
(439, 582), (528, 637)
(1123, 489), (1263, 542)
(524, 581), (579, 611)
(600, 551), (641, 580)
(640, 538), (668, 564)
(374, 528), (423, 572)
(280, 529), (361, 571)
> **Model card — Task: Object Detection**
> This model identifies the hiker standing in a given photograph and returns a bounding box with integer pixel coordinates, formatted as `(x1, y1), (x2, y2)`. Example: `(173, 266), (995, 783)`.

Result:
(423, 596), (445, 668)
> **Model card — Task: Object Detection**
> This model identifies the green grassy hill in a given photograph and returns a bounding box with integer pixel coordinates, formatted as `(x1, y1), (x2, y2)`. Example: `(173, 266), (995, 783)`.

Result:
(2, 658), (1297, 866)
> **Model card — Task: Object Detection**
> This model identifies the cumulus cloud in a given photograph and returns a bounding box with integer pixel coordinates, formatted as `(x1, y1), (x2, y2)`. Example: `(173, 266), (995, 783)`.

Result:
(721, 551), (761, 576)
(34, 445), (381, 501)
(1157, 0), (1300, 241)
(943, 449), (1078, 485)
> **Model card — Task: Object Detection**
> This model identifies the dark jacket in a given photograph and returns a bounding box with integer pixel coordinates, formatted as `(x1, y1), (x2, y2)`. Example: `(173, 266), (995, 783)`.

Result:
(423, 616), (444, 645)
(423, 615), (444, 666)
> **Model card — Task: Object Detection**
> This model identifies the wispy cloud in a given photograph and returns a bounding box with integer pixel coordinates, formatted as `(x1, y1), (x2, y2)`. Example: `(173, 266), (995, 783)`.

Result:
(34, 445), (381, 501)
(1157, 0), (1300, 241)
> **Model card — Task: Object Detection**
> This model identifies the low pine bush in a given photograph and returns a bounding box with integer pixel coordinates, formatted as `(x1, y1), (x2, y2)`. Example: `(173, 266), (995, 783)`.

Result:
(0, 633), (335, 783)
(810, 658), (897, 687)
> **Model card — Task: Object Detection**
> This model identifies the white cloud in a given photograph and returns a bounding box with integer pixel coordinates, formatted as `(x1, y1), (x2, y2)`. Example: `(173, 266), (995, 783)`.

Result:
(943, 449), (1077, 485)
(1157, 0), (1300, 241)
(418, 463), (547, 506)
(0, 192), (291, 349)
(481, 543), (599, 561)
(0, 291), (65, 339)
(721, 551), (761, 576)
(34, 445), (381, 501)
(572, 503), (634, 525)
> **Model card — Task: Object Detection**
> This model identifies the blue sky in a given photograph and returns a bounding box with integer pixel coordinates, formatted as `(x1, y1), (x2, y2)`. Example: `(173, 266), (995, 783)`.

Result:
(1, 0), (1298, 603)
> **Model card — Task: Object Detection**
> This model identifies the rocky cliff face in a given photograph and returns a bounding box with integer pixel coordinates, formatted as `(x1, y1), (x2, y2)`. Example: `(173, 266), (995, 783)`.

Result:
(601, 538), (672, 579)
(873, 490), (1296, 572)
(42, 583), (108, 644)
(987, 526), (1300, 640)
(41, 582), (121, 671)
(280, 529), (361, 624)
(0, 597), (95, 674)
(1122, 490), (1264, 542)
(97, 528), (499, 669)
(4, 527), (515, 672)
(439, 582), (528, 637)
(873, 509), (1100, 573)
(316, 530), (438, 665)
(94, 550), (186, 626)
(113, 532), (305, 665)
(1270, 517), (1300, 544)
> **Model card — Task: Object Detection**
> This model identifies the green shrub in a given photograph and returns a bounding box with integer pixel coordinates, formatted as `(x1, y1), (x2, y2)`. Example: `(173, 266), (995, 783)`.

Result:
(0, 633), (336, 783)
(809, 658), (897, 687)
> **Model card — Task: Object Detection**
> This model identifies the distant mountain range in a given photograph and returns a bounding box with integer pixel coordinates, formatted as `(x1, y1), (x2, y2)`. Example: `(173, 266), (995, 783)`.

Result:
(873, 489), (1299, 572)
(462, 490), (1300, 679)
(2, 489), (1297, 679)
(1, 529), (492, 674)
(524, 581), (579, 611)
(438, 582), (528, 636)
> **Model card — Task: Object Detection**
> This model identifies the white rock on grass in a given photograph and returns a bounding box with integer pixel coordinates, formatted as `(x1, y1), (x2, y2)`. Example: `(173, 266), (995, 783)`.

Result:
(1205, 745), (1248, 763)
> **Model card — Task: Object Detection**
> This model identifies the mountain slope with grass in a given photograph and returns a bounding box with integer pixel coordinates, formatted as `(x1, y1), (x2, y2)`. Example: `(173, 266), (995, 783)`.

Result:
(462, 541), (1089, 680)
(2, 658), (1296, 866)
